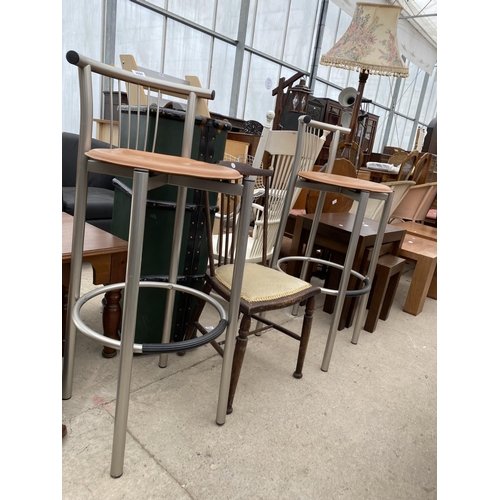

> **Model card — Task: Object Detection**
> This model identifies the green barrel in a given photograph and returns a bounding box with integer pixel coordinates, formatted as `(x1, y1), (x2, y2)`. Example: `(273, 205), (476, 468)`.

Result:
(112, 106), (231, 343)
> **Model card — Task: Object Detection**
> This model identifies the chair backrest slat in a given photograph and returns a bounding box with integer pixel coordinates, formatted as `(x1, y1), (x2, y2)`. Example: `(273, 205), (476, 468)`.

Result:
(212, 111), (328, 267)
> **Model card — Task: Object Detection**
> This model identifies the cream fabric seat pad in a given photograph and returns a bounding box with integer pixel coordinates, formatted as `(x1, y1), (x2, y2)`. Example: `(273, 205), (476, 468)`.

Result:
(215, 263), (311, 302)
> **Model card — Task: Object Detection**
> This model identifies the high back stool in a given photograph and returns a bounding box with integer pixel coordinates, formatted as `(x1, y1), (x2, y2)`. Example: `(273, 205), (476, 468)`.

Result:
(62, 51), (257, 478)
(272, 116), (394, 372)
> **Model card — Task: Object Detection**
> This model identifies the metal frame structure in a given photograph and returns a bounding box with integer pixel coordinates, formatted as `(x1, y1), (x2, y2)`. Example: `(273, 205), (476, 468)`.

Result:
(272, 115), (394, 370)
(62, 51), (256, 478)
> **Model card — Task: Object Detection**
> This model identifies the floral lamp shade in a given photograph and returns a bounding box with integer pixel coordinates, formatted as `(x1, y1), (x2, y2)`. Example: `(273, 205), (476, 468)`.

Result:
(321, 2), (409, 78)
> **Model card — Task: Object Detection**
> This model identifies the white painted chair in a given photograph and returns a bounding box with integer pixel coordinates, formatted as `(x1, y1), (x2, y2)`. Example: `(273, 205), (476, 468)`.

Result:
(214, 111), (328, 263)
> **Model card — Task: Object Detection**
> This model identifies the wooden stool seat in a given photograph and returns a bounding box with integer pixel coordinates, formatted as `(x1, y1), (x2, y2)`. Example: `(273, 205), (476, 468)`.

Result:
(364, 254), (406, 333)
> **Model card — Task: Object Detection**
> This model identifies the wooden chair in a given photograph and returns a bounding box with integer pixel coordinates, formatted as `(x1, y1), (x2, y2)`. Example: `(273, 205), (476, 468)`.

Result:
(387, 150), (409, 169)
(396, 150), (420, 181)
(184, 161), (322, 415)
(410, 152), (433, 184)
(304, 158), (357, 214)
(389, 182), (437, 224)
(337, 140), (365, 169)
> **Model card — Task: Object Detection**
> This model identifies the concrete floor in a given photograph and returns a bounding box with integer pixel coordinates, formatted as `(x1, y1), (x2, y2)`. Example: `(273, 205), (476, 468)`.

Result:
(62, 261), (436, 499)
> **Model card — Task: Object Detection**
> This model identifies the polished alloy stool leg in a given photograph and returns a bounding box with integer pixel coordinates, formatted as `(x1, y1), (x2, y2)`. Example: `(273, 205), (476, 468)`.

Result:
(158, 95), (198, 369)
(215, 178), (255, 425)
(321, 190), (369, 371)
(350, 194), (393, 345)
(158, 185), (188, 369)
(111, 168), (149, 478)
(62, 135), (90, 400)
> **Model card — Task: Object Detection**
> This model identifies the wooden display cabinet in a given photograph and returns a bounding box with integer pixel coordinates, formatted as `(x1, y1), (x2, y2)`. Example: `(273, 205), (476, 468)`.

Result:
(315, 98), (378, 168)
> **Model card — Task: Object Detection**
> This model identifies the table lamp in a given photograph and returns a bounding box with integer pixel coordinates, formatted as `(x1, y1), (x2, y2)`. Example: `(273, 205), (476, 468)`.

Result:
(320, 2), (409, 151)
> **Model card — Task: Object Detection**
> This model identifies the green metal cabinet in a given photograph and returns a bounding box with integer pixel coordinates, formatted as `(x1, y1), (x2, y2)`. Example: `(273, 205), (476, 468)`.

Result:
(112, 107), (231, 343)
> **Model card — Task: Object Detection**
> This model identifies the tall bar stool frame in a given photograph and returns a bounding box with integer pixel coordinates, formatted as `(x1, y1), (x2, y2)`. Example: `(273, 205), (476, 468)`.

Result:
(62, 51), (255, 477)
(272, 116), (393, 371)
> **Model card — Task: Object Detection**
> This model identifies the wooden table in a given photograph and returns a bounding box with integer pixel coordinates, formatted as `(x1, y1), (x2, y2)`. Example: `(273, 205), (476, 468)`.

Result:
(390, 221), (437, 241)
(287, 212), (406, 329)
(358, 167), (398, 183)
(62, 212), (128, 357)
(397, 233), (437, 316)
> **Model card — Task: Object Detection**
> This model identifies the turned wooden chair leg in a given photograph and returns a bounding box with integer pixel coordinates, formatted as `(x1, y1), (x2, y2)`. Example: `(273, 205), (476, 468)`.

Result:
(294, 296), (315, 379)
(226, 314), (251, 415)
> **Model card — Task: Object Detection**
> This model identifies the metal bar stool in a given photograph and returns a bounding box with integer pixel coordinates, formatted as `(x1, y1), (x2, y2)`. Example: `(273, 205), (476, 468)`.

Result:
(62, 51), (255, 477)
(272, 116), (393, 372)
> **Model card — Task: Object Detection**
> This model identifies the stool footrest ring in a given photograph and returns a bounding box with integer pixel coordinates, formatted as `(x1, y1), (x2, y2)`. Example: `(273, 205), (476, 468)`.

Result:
(276, 256), (371, 297)
(72, 281), (227, 354)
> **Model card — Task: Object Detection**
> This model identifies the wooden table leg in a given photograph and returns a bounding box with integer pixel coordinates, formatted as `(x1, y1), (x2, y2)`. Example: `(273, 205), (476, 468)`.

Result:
(403, 256), (437, 316)
(427, 266), (437, 300)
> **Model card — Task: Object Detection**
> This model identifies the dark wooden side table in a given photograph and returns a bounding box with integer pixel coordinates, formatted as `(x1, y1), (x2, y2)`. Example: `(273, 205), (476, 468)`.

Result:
(62, 212), (128, 357)
(287, 212), (406, 329)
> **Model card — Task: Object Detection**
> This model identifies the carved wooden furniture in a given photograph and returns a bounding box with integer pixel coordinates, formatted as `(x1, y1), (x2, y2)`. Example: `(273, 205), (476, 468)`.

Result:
(336, 140), (365, 170)
(315, 98), (379, 167)
(396, 150), (420, 181)
(62, 212), (127, 358)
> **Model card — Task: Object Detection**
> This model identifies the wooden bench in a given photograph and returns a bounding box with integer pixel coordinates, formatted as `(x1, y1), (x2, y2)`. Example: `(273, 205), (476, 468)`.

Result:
(398, 233), (437, 316)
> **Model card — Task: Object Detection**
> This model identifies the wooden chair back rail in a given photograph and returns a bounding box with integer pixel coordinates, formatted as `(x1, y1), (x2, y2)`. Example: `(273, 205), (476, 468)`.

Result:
(411, 153), (433, 184)
(226, 111), (328, 263)
(396, 150), (420, 181)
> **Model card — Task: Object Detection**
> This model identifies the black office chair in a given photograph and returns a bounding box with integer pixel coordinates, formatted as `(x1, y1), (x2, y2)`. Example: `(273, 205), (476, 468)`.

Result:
(62, 132), (115, 232)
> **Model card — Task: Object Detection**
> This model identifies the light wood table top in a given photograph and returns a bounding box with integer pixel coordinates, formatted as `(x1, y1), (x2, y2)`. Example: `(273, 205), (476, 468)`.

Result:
(390, 221), (437, 242)
(62, 211), (128, 264)
(62, 212), (128, 357)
